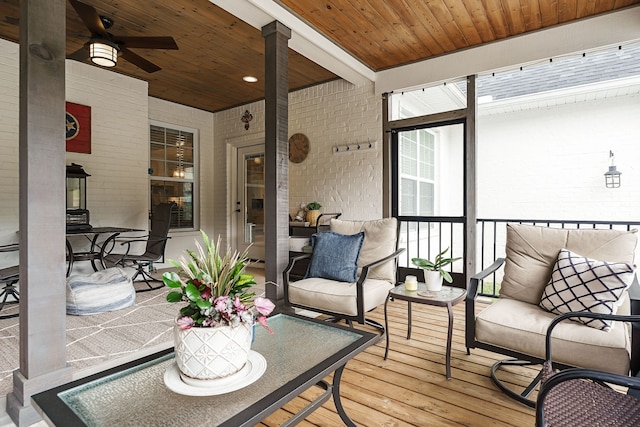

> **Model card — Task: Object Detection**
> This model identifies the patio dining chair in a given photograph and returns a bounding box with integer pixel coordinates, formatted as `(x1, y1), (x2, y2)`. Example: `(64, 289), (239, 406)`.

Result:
(103, 202), (175, 292)
(283, 217), (405, 334)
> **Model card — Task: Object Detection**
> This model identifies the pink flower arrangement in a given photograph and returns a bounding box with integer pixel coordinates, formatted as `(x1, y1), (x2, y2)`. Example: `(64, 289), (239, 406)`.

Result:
(163, 231), (275, 332)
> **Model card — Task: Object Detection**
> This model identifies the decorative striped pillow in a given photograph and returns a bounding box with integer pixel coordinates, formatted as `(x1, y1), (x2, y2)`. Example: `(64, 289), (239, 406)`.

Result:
(539, 249), (635, 331)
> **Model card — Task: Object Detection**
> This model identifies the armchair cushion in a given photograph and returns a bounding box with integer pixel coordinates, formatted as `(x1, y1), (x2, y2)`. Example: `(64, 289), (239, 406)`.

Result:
(539, 249), (635, 331)
(287, 276), (394, 316)
(330, 217), (398, 283)
(500, 224), (638, 305)
(476, 298), (632, 374)
(306, 231), (364, 283)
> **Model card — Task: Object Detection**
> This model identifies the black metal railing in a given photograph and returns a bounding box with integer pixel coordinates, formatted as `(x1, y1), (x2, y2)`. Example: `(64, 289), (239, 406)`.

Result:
(397, 216), (466, 286)
(398, 217), (640, 298)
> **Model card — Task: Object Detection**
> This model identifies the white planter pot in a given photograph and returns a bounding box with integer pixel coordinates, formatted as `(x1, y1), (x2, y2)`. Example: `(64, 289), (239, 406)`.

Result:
(174, 321), (253, 380)
(424, 270), (443, 292)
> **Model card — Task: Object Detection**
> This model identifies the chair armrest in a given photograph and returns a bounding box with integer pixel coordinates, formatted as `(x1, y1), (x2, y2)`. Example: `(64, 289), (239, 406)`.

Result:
(465, 258), (505, 350)
(117, 236), (151, 245)
(282, 253), (313, 306)
(545, 312), (640, 362)
(468, 258), (505, 299)
(283, 253), (312, 277)
(357, 248), (406, 286)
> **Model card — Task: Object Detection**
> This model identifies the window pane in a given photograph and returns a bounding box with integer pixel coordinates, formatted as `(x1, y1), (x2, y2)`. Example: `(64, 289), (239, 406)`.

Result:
(396, 123), (463, 218)
(150, 123), (197, 230)
(419, 182), (434, 216)
(400, 178), (416, 216)
(151, 181), (193, 229)
(389, 78), (467, 120)
(149, 159), (165, 177)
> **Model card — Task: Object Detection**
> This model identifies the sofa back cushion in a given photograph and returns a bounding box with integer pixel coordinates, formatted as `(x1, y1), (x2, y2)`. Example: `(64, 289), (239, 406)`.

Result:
(500, 223), (637, 305)
(330, 217), (398, 283)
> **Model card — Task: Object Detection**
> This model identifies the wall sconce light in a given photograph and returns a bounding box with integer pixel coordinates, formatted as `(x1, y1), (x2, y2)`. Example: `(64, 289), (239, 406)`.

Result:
(604, 150), (622, 188)
(89, 41), (118, 67)
(241, 110), (253, 130)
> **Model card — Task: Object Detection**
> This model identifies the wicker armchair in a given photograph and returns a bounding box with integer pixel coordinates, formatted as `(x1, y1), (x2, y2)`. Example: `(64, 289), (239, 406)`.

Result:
(536, 312), (640, 426)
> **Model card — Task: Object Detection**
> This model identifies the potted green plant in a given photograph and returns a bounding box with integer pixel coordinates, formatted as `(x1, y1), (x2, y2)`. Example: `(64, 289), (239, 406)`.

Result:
(305, 201), (322, 226)
(162, 230), (275, 381)
(411, 247), (461, 291)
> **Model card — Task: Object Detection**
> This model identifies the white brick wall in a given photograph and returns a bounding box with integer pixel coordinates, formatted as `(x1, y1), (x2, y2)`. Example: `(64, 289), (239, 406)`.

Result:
(288, 80), (382, 220)
(214, 79), (384, 249)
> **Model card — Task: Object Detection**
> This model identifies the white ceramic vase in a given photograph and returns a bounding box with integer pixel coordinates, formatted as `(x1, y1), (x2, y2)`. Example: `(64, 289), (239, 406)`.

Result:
(174, 321), (253, 380)
(424, 270), (443, 292)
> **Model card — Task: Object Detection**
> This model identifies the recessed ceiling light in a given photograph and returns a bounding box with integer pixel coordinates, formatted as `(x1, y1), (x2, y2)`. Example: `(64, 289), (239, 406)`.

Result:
(243, 76), (258, 83)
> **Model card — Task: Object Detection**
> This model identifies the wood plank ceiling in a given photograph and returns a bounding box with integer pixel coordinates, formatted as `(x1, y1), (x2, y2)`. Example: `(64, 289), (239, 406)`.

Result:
(0, 0), (638, 112)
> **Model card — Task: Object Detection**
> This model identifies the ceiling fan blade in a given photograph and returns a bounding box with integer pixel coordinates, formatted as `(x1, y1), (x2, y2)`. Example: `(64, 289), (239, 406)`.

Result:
(68, 0), (108, 38)
(120, 47), (161, 73)
(67, 46), (89, 62)
(116, 36), (178, 50)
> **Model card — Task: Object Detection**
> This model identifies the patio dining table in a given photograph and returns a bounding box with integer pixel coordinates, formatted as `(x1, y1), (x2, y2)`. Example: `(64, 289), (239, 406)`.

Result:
(66, 226), (142, 275)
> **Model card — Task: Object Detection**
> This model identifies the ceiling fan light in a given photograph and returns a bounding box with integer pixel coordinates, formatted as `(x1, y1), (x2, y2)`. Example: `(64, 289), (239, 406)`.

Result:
(89, 42), (118, 67)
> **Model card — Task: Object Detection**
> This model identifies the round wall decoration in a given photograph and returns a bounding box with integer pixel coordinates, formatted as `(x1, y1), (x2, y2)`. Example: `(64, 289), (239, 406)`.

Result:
(288, 133), (310, 163)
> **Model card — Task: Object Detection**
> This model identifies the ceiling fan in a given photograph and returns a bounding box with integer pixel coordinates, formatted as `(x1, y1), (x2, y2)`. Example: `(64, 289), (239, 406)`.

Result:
(67, 0), (178, 73)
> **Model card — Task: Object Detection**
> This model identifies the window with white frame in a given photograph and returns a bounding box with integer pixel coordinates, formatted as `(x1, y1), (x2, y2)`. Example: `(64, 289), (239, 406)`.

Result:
(149, 122), (198, 230)
(398, 129), (435, 216)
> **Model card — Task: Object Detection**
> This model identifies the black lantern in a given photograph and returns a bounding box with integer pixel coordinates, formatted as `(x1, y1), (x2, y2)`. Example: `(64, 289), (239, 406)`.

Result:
(604, 151), (622, 189)
(66, 163), (92, 231)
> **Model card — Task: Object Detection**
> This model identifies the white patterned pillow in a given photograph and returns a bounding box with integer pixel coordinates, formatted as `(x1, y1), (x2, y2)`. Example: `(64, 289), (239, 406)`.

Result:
(539, 249), (635, 331)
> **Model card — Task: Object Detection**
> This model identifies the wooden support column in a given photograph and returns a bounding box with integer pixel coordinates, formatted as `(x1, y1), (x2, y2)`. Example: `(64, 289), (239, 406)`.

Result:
(465, 75), (478, 283)
(7, 0), (73, 425)
(262, 21), (291, 303)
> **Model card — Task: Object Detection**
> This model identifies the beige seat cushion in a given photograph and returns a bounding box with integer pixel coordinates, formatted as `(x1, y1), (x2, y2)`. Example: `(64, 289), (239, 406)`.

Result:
(330, 217), (398, 282)
(287, 277), (394, 316)
(501, 224), (638, 305)
(476, 298), (632, 374)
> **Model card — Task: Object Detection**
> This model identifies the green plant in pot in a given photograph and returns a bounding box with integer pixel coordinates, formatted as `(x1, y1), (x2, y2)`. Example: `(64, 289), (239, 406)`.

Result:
(162, 230), (275, 381)
(411, 247), (461, 291)
(305, 201), (322, 226)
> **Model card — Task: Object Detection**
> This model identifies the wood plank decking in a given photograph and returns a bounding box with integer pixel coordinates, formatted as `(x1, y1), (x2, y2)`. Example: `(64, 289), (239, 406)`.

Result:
(261, 299), (537, 426)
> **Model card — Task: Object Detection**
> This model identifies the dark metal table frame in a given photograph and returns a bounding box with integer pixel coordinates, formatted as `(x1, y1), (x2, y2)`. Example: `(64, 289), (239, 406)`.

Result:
(384, 283), (467, 379)
(0, 243), (19, 319)
(66, 227), (142, 275)
(32, 312), (379, 426)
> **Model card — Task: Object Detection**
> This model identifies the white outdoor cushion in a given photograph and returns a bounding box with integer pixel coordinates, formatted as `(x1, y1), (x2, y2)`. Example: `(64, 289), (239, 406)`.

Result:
(476, 297), (632, 374)
(539, 248), (635, 331)
(500, 224), (638, 305)
(330, 217), (398, 283)
(66, 267), (135, 315)
(287, 276), (394, 316)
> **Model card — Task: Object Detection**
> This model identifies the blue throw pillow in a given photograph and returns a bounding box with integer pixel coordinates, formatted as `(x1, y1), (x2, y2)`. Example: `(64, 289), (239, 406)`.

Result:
(305, 231), (365, 282)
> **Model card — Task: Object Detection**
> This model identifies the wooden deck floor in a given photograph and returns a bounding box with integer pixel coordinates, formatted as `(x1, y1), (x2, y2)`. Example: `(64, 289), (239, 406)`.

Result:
(260, 299), (537, 426)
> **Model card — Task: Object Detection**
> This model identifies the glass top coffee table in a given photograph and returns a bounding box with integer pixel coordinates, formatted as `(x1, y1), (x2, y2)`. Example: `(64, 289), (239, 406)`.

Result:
(32, 313), (379, 427)
(384, 283), (467, 379)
